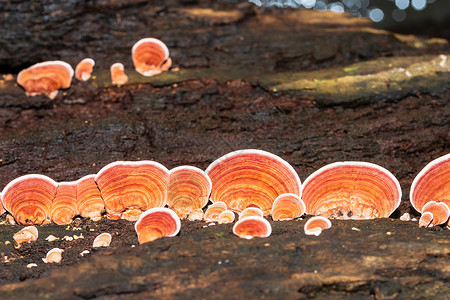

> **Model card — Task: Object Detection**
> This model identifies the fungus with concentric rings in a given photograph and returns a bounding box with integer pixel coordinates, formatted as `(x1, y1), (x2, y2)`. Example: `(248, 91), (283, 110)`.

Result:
(239, 207), (264, 220)
(1, 174), (58, 225)
(304, 216), (332, 236)
(93, 233), (112, 248)
(167, 166), (211, 219)
(51, 182), (78, 225)
(410, 154), (449, 224)
(419, 201), (450, 227)
(17, 61), (74, 99)
(218, 210), (235, 224)
(205, 149), (301, 216)
(132, 38), (172, 77)
(204, 201), (227, 222)
(76, 174), (104, 221)
(75, 58), (95, 81)
(110, 63), (129, 86)
(271, 193), (305, 221)
(188, 208), (204, 221)
(302, 162), (401, 219)
(232, 216), (272, 239)
(95, 161), (170, 221)
(134, 207), (181, 244)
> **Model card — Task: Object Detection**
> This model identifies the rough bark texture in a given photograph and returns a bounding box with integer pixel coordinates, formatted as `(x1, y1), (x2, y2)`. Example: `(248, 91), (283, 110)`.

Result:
(0, 0), (449, 299)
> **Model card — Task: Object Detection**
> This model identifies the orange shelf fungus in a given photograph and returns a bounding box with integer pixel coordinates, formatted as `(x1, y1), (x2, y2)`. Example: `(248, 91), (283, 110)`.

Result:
(131, 38), (172, 77)
(134, 207), (181, 244)
(76, 174), (104, 222)
(43, 248), (63, 263)
(1, 174), (58, 225)
(232, 216), (272, 239)
(218, 210), (236, 224)
(13, 226), (38, 248)
(50, 182), (78, 225)
(167, 166), (212, 219)
(239, 207), (264, 220)
(75, 58), (95, 81)
(204, 201), (227, 222)
(17, 61), (74, 99)
(205, 149), (301, 216)
(95, 161), (170, 221)
(302, 162), (401, 219)
(304, 216), (332, 236)
(419, 201), (450, 227)
(110, 63), (129, 86)
(271, 193), (306, 221)
(0, 194), (5, 216)
(410, 154), (449, 226)
(93, 233), (112, 248)
(188, 208), (204, 221)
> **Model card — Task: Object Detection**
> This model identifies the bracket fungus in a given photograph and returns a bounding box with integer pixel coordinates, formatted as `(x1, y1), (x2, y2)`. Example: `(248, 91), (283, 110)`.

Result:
(17, 61), (74, 99)
(232, 216), (272, 239)
(1, 174), (58, 225)
(302, 162), (402, 219)
(204, 201), (227, 222)
(131, 38), (172, 77)
(75, 58), (95, 81)
(43, 248), (63, 263)
(419, 201), (450, 227)
(95, 161), (170, 221)
(239, 207), (264, 220)
(205, 149), (301, 216)
(167, 166), (212, 219)
(218, 210), (236, 224)
(410, 154), (449, 224)
(188, 208), (204, 221)
(76, 175), (105, 222)
(0, 195), (4, 216)
(134, 207), (181, 244)
(304, 216), (332, 236)
(271, 193), (306, 221)
(110, 63), (129, 86)
(13, 226), (38, 247)
(93, 233), (112, 248)
(51, 182), (78, 225)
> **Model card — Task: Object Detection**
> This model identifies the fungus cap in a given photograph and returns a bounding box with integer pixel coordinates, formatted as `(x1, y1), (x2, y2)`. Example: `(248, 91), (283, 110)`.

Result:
(131, 38), (171, 77)
(95, 161), (170, 221)
(421, 201), (450, 226)
(134, 207), (181, 244)
(410, 154), (450, 213)
(238, 207), (264, 220)
(302, 162), (401, 219)
(13, 226), (39, 246)
(304, 216), (332, 236)
(93, 233), (112, 248)
(76, 174), (104, 221)
(43, 248), (63, 263)
(51, 182), (78, 225)
(218, 210), (236, 224)
(110, 63), (129, 86)
(17, 61), (74, 99)
(204, 201), (227, 222)
(271, 193), (306, 221)
(167, 166), (212, 219)
(205, 149), (301, 216)
(1, 174), (58, 225)
(188, 208), (204, 221)
(75, 58), (95, 81)
(232, 216), (272, 239)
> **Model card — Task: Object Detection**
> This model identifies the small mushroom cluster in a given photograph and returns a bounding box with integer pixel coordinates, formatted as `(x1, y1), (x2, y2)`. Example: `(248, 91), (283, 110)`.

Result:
(15, 38), (172, 98)
(0, 150), (448, 249)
